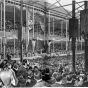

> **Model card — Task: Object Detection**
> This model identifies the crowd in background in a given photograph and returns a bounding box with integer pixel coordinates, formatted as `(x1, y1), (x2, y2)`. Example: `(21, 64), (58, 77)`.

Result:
(0, 53), (87, 87)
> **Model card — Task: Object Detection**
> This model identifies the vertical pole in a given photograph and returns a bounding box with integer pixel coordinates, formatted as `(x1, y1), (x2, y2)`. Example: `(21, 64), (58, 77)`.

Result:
(61, 21), (63, 50)
(26, 8), (30, 55)
(76, 38), (77, 51)
(44, 2), (47, 45)
(20, 0), (23, 62)
(14, 37), (15, 56)
(1, 2), (2, 31)
(14, 3), (15, 57)
(48, 10), (50, 53)
(66, 19), (68, 51)
(3, 0), (6, 60)
(53, 17), (54, 52)
(81, 38), (82, 50)
(72, 0), (76, 72)
(1, 38), (2, 53)
(1, 2), (2, 53)
(26, 9), (27, 52)
(37, 24), (38, 50)
(33, 6), (34, 38)
(84, 1), (88, 72)
(33, 6), (34, 54)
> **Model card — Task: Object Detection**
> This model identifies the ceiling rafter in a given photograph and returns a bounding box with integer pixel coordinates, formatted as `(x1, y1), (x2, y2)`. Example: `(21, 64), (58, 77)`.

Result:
(0, 0), (85, 20)
(49, 1), (84, 10)
(56, 0), (72, 17)
(66, 4), (84, 18)
(75, 1), (84, 10)
(47, 0), (61, 10)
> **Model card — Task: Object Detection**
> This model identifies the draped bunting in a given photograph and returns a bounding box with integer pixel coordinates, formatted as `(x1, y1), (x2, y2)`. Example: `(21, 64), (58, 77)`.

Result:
(28, 20), (33, 30)
(35, 12), (44, 31)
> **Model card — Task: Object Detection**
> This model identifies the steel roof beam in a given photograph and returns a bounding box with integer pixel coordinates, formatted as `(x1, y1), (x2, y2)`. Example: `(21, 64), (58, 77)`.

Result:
(56, 0), (72, 17)
(50, 1), (84, 10)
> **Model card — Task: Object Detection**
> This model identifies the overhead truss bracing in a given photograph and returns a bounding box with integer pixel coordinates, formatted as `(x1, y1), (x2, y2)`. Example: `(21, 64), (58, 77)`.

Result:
(0, 0), (85, 20)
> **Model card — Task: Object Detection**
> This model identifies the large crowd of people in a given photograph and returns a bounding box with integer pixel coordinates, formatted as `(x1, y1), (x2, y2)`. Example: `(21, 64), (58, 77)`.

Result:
(0, 53), (87, 87)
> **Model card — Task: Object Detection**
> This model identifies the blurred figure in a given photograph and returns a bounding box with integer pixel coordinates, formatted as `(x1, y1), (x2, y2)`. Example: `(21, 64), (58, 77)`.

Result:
(6, 53), (11, 61)
(51, 75), (63, 87)
(0, 65), (18, 88)
(34, 66), (41, 82)
(74, 76), (83, 87)
(62, 75), (74, 87)
(33, 68), (52, 87)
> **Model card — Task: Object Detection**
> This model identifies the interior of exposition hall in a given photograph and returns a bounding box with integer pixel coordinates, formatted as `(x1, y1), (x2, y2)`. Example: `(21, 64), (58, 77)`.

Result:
(0, 0), (85, 59)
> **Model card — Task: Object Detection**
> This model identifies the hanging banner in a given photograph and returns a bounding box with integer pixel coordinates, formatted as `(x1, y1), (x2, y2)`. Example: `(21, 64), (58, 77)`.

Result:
(28, 20), (33, 30)
(36, 12), (44, 31)
(26, 7), (33, 50)
(22, 27), (26, 40)
(26, 7), (33, 30)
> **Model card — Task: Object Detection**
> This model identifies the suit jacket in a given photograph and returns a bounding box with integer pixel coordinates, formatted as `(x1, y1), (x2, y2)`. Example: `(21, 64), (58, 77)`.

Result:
(62, 82), (74, 87)
(33, 80), (50, 87)
(82, 82), (88, 87)
(51, 83), (63, 87)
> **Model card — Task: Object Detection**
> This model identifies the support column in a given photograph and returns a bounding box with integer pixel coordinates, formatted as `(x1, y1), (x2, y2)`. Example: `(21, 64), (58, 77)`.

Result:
(66, 19), (68, 51)
(84, 1), (88, 72)
(33, 6), (34, 38)
(1, 2), (2, 31)
(72, 0), (76, 72)
(53, 17), (54, 52)
(81, 38), (82, 50)
(20, 0), (23, 62)
(32, 6), (35, 54)
(44, 2), (46, 45)
(14, 4), (16, 57)
(0, 2), (2, 53)
(1, 38), (2, 53)
(61, 21), (63, 50)
(76, 38), (77, 51)
(48, 10), (50, 53)
(3, 0), (6, 60)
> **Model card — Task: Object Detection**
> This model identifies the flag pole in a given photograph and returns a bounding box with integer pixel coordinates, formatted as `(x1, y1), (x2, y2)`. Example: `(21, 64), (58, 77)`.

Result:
(14, 3), (16, 57)
(3, 0), (6, 60)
